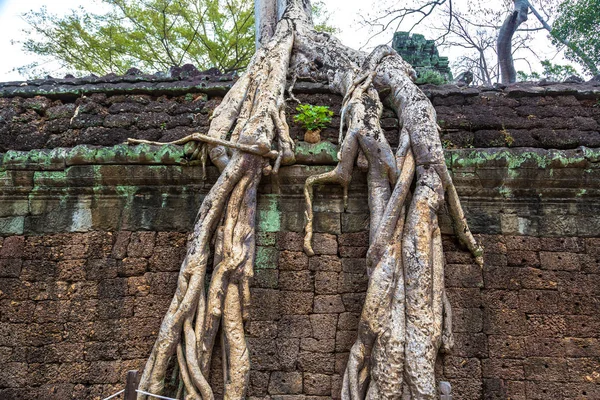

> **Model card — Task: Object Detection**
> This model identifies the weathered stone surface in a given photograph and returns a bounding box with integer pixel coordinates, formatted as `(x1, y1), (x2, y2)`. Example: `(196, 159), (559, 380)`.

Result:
(0, 80), (600, 399)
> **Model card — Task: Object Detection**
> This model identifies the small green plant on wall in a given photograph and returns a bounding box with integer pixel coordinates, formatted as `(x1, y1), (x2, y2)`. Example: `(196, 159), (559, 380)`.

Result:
(293, 104), (333, 143)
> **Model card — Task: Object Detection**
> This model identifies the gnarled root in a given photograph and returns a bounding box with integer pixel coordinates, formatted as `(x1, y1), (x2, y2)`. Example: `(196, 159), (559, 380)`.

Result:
(135, 1), (482, 398)
(135, 14), (296, 400)
(302, 44), (483, 399)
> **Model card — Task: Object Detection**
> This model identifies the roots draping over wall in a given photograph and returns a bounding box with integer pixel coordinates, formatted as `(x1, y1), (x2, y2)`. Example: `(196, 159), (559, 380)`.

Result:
(134, 1), (483, 399)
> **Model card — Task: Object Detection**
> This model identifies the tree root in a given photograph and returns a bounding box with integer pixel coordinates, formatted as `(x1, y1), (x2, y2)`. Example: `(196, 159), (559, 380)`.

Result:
(134, 1), (483, 399)
(134, 13), (295, 400)
(301, 42), (483, 399)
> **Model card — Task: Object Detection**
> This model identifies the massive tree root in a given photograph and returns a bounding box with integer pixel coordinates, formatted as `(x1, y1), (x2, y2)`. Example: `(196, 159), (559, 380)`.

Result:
(136, 1), (483, 399)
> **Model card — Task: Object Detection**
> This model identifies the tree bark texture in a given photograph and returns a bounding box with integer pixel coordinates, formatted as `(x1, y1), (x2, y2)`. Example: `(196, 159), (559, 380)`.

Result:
(498, 0), (529, 84)
(135, 1), (483, 399)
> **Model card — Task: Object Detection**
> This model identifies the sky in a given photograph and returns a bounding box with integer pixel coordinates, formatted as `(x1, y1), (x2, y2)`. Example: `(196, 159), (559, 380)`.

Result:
(0, 0), (576, 82)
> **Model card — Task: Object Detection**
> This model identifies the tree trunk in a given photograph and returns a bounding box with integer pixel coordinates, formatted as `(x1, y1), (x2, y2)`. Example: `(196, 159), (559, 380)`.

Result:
(498, 0), (529, 84)
(134, 1), (483, 399)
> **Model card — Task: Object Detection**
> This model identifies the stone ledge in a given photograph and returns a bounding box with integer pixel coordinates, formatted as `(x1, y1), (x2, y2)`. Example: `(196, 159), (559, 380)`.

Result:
(0, 144), (598, 237)
(1, 74), (598, 100)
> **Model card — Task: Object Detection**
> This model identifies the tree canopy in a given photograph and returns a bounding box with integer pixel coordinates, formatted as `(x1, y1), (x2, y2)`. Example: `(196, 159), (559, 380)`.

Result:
(16, 0), (338, 79)
(551, 0), (600, 75)
(18, 0), (255, 77)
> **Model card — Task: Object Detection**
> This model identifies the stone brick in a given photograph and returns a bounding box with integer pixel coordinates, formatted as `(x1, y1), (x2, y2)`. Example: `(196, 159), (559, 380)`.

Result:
(313, 295), (345, 313)
(563, 338), (600, 358)
(249, 371), (270, 396)
(33, 300), (71, 323)
(278, 232), (304, 252)
(277, 339), (300, 371)
(300, 338), (335, 353)
(297, 351), (334, 374)
(20, 259), (57, 282)
(484, 309), (527, 335)
(155, 231), (187, 247)
(505, 235), (541, 251)
(340, 258), (365, 274)
(253, 269), (279, 289)
(311, 233), (337, 255)
(85, 258), (118, 280)
(338, 246), (367, 258)
(539, 251), (580, 271)
(117, 258), (148, 277)
(126, 276), (150, 297)
(564, 315), (600, 338)
(447, 288), (483, 308)
(523, 357), (568, 381)
(562, 383), (600, 399)
(556, 271), (596, 295)
(580, 254), (600, 274)
(336, 272), (368, 293)
(337, 232), (369, 247)
(246, 321), (278, 339)
(483, 266), (521, 290)
(280, 291), (314, 315)
(488, 335), (526, 358)
(303, 373), (331, 395)
(337, 312), (360, 331)
(507, 250), (540, 267)
(250, 289), (280, 321)
(518, 289), (559, 313)
(313, 213), (341, 234)
(519, 267), (558, 290)
(248, 338), (279, 371)
(482, 358), (524, 380)
(525, 381), (561, 400)
(278, 315), (312, 338)
(443, 356), (482, 378)
(341, 292), (365, 312)
(453, 307), (483, 333)
(0, 258), (22, 278)
(279, 271), (313, 292)
(335, 330), (356, 352)
(449, 378), (482, 400)
(331, 374), (342, 399)
(446, 264), (483, 288)
(314, 271), (338, 294)
(279, 251), (309, 271)
(445, 250), (476, 264)
(97, 278), (128, 299)
(1, 299), (34, 324)
(481, 289), (519, 309)
(310, 314), (337, 340)
(341, 213), (369, 233)
(453, 333), (488, 358)
(335, 352), (349, 375)
(309, 255), (341, 272)
(61, 244), (88, 260)
(148, 246), (185, 272)
(527, 314), (567, 338)
(269, 371), (302, 394)
(540, 237), (585, 253)
(0, 236), (25, 258)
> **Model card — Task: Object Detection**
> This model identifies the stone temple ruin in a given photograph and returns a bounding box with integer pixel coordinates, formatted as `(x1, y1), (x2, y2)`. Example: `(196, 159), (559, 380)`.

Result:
(0, 67), (599, 399)
(392, 32), (453, 81)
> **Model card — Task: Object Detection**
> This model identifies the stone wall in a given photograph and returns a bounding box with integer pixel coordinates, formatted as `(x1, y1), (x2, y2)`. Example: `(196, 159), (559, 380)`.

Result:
(0, 75), (599, 399)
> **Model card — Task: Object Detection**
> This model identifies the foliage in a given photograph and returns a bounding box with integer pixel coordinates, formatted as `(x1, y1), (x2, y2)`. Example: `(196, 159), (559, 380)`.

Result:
(551, 0), (600, 75)
(16, 0), (255, 77)
(312, 0), (339, 34)
(517, 60), (578, 82)
(293, 104), (334, 131)
(415, 69), (447, 85)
